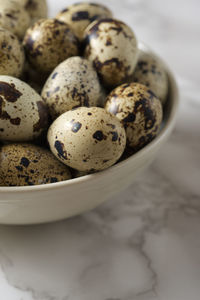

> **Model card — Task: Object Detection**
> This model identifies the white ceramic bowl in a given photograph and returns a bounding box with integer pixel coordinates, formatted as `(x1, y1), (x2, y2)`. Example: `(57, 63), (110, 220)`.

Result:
(0, 44), (179, 225)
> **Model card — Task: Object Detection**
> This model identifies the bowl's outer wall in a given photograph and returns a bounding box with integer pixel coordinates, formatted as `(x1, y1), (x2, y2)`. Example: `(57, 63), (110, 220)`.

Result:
(0, 52), (179, 225)
(0, 155), (155, 224)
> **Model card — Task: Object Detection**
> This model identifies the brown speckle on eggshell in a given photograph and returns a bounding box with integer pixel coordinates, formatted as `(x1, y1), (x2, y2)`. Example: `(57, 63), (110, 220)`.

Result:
(47, 107), (126, 172)
(12, 0), (48, 24)
(41, 56), (105, 119)
(23, 18), (79, 74)
(0, 1), (31, 40)
(105, 82), (163, 150)
(56, 2), (112, 41)
(25, 0), (47, 23)
(0, 76), (49, 142)
(84, 18), (138, 87)
(0, 28), (25, 77)
(0, 143), (71, 186)
(129, 50), (168, 105)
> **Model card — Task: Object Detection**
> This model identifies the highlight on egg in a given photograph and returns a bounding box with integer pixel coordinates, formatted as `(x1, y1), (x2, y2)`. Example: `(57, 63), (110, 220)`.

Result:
(0, 76), (49, 142)
(41, 56), (105, 119)
(47, 107), (127, 172)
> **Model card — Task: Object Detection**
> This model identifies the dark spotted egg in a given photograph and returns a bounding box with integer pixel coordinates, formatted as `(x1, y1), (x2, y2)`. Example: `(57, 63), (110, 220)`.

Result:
(130, 50), (168, 105)
(23, 18), (79, 74)
(105, 83), (163, 150)
(56, 2), (112, 41)
(0, 76), (49, 142)
(84, 18), (138, 87)
(23, 0), (48, 24)
(47, 107), (126, 172)
(0, 1), (30, 40)
(0, 28), (25, 77)
(41, 56), (105, 120)
(0, 143), (71, 186)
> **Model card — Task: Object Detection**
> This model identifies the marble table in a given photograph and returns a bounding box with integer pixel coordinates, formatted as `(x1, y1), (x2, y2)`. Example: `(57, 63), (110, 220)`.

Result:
(0, 0), (200, 299)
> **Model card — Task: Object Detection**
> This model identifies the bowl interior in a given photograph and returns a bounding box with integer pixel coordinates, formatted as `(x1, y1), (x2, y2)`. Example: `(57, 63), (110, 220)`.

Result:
(0, 42), (179, 194)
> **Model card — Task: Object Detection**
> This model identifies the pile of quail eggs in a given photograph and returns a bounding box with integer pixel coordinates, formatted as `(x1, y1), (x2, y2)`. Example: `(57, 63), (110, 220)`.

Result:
(0, 0), (168, 186)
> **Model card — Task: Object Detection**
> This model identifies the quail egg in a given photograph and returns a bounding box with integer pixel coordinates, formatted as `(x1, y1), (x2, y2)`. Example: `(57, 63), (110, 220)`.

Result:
(23, 19), (79, 74)
(24, 0), (48, 24)
(0, 143), (71, 186)
(0, 76), (49, 142)
(84, 18), (138, 87)
(56, 2), (112, 41)
(48, 107), (126, 172)
(0, 28), (25, 77)
(11, 0), (47, 24)
(0, 1), (30, 40)
(42, 56), (105, 120)
(105, 83), (163, 150)
(130, 50), (168, 105)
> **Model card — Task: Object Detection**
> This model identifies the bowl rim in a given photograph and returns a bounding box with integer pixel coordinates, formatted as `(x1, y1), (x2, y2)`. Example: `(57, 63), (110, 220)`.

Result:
(0, 43), (179, 195)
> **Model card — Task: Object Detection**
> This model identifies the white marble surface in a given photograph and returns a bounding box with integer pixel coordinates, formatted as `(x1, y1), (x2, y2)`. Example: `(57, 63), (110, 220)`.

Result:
(0, 0), (200, 299)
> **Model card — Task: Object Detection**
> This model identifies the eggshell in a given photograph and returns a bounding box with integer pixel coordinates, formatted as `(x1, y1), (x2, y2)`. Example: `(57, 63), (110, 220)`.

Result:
(10, 0), (48, 24)
(0, 1), (30, 39)
(84, 18), (138, 87)
(24, 0), (48, 23)
(0, 76), (49, 142)
(56, 2), (112, 41)
(47, 107), (126, 172)
(23, 19), (79, 74)
(42, 56), (104, 119)
(0, 143), (71, 186)
(130, 50), (168, 105)
(0, 28), (25, 77)
(105, 83), (163, 150)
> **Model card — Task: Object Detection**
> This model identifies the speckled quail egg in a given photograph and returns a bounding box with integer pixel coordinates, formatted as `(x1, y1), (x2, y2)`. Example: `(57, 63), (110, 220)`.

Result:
(42, 56), (105, 120)
(11, 0), (47, 24)
(0, 1), (30, 40)
(24, 0), (48, 24)
(0, 143), (71, 186)
(56, 2), (112, 41)
(130, 50), (168, 105)
(48, 107), (126, 172)
(0, 76), (49, 142)
(105, 83), (163, 150)
(84, 18), (138, 87)
(0, 28), (25, 77)
(23, 19), (79, 74)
